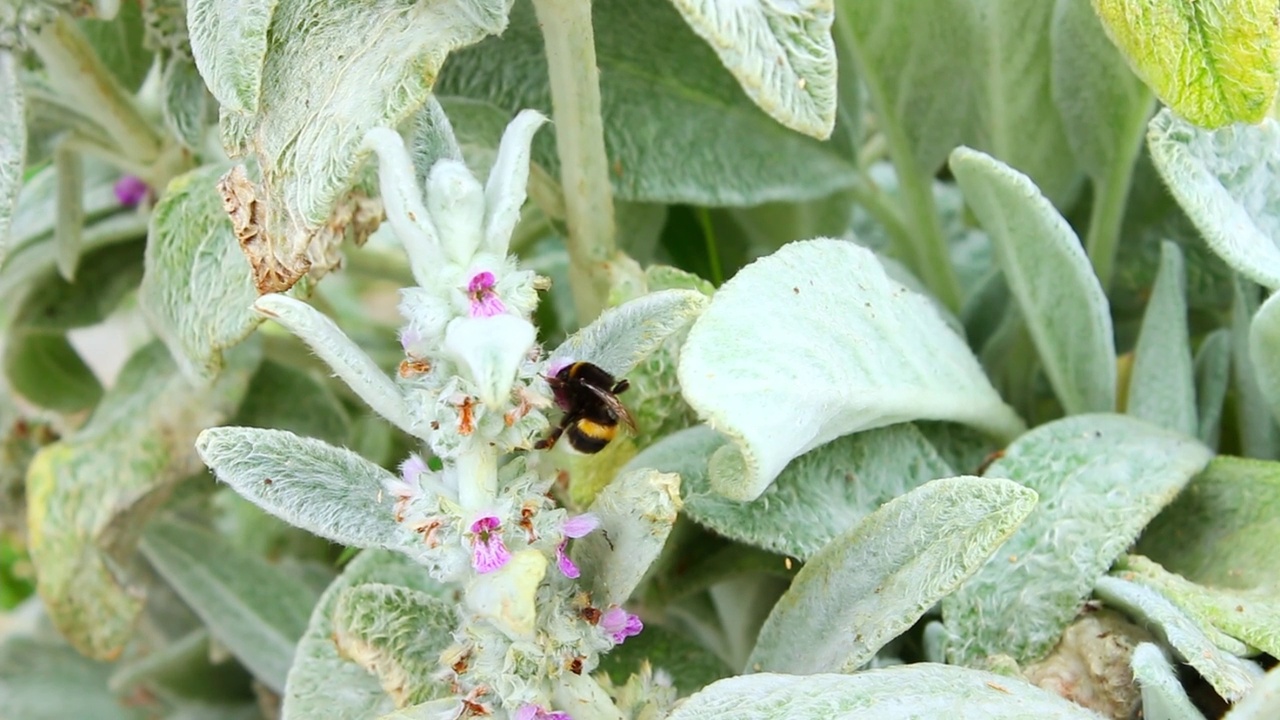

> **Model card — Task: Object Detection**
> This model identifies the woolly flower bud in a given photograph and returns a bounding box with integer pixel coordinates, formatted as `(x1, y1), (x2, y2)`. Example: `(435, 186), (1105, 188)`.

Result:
(444, 315), (537, 408)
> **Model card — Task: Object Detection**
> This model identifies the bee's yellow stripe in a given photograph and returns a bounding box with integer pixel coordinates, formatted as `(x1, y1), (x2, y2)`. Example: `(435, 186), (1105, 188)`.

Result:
(575, 418), (616, 441)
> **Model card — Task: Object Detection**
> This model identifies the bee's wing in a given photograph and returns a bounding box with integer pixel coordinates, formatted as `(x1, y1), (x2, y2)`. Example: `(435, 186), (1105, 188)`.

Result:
(583, 383), (637, 432)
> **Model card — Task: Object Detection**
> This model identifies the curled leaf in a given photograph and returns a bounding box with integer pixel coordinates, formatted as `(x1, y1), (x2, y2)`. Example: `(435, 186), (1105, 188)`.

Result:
(678, 238), (1022, 501)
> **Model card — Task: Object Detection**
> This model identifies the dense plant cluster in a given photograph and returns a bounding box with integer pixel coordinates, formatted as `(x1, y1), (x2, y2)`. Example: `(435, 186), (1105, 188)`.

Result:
(3, 1), (1280, 719)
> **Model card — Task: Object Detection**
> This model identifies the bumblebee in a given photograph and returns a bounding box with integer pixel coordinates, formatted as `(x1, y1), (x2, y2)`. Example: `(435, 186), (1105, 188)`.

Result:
(536, 361), (635, 454)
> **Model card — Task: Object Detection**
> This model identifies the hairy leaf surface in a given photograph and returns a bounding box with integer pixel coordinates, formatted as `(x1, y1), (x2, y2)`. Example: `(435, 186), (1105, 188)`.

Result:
(678, 238), (1022, 502)
(141, 165), (260, 379)
(951, 147), (1116, 416)
(943, 414), (1212, 667)
(749, 477), (1036, 674)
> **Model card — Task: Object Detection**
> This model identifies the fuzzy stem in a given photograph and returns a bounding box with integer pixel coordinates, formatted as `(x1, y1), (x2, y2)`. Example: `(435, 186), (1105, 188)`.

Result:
(1084, 96), (1156, 291)
(27, 14), (161, 164)
(456, 447), (498, 512)
(835, 11), (962, 312)
(531, 0), (616, 323)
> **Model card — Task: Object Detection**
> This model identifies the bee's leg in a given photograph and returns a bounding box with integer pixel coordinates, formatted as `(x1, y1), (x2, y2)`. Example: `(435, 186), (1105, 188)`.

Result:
(612, 379), (630, 394)
(535, 417), (569, 450)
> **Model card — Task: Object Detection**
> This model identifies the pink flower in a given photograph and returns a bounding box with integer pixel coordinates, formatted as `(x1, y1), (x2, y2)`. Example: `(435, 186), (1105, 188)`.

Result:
(515, 705), (572, 720)
(600, 607), (643, 644)
(392, 455), (425, 497)
(398, 326), (420, 350)
(469, 515), (510, 573)
(114, 175), (149, 206)
(546, 357), (571, 378)
(467, 271), (506, 317)
(555, 514), (599, 579)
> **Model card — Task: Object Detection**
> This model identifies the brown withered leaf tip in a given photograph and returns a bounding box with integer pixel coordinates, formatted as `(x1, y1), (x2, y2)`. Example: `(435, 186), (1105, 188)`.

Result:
(218, 166), (310, 295)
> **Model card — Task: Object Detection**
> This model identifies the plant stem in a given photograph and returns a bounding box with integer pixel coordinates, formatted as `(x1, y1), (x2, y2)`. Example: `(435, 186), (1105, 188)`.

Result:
(848, 175), (914, 259)
(1084, 96), (1156, 292)
(834, 11), (963, 312)
(532, 0), (616, 323)
(457, 447), (498, 512)
(27, 13), (161, 164)
(695, 207), (724, 285)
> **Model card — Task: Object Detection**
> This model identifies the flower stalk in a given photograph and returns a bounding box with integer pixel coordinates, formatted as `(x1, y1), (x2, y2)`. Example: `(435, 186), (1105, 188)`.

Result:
(531, 0), (617, 323)
(257, 111), (664, 719)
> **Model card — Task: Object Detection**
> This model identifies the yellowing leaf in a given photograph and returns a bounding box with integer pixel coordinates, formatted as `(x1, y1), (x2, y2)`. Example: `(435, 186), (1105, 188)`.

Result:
(1092, 0), (1280, 127)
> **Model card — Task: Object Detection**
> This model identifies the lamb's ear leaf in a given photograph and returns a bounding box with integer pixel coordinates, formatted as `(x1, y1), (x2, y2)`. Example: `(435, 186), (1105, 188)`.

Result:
(282, 551), (449, 720)
(195, 426), (407, 551)
(140, 516), (319, 693)
(1093, 0), (1279, 127)
(436, 0), (859, 206)
(1126, 241), (1196, 435)
(186, 0), (279, 113)
(0, 50), (24, 267)
(573, 468), (680, 607)
(666, 664), (1106, 719)
(1193, 329), (1231, 447)
(1138, 456), (1280, 592)
(943, 413), (1212, 667)
(1131, 643), (1208, 720)
(626, 424), (955, 561)
(1148, 110), (1280, 289)
(330, 583), (455, 707)
(25, 341), (260, 660)
(1094, 575), (1258, 702)
(678, 238), (1022, 502)
(219, 0), (514, 290)
(549, 289), (707, 379)
(748, 476), (1036, 674)
(667, 0), (835, 139)
(0, 635), (147, 720)
(1120, 554), (1279, 661)
(141, 164), (260, 379)
(950, 146), (1115, 416)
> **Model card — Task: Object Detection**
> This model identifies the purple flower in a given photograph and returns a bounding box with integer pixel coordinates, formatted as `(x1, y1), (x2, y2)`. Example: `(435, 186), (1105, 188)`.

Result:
(398, 326), (420, 350)
(555, 514), (599, 579)
(515, 705), (572, 720)
(114, 175), (149, 207)
(387, 454), (426, 521)
(395, 455), (425, 495)
(469, 515), (510, 573)
(562, 513), (599, 538)
(600, 607), (643, 644)
(546, 357), (571, 378)
(467, 271), (506, 317)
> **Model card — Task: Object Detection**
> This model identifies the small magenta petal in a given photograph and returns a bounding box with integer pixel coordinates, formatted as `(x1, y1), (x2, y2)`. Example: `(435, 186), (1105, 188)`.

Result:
(467, 271), (507, 318)
(561, 513), (599, 539)
(114, 175), (149, 206)
(470, 515), (510, 573)
(600, 607), (643, 643)
(468, 271), (497, 293)
(555, 541), (580, 579)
